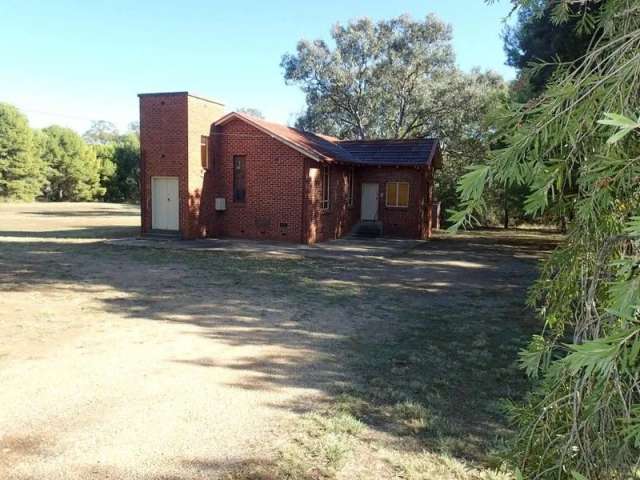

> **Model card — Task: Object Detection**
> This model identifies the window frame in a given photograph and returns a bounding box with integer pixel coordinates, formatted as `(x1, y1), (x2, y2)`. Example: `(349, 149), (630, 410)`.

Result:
(233, 155), (246, 203)
(200, 135), (209, 169)
(347, 167), (355, 207)
(320, 164), (330, 210)
(385, 181), (410, 208)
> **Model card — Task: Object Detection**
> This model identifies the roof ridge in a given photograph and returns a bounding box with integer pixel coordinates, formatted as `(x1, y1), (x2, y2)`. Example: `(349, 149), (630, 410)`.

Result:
(217, 112), (354, 163)
(338, 137), (438, 143)
(233, 112), (330, 142)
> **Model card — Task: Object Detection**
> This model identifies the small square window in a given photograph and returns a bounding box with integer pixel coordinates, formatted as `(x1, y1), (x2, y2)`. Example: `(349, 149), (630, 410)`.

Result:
(386, 182), (409, 207)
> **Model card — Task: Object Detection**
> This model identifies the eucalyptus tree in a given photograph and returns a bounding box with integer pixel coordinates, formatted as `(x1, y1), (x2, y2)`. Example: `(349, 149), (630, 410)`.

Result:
(82, 120), (119, 145)
(282, 14), (455, 140)
(282, 14), (508, 217)
(236, 107), (265, 119)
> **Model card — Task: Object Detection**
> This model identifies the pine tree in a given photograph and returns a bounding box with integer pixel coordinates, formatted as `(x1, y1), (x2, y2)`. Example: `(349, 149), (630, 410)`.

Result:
(41, 125), (104, 201)
(0, 103), (46, 200)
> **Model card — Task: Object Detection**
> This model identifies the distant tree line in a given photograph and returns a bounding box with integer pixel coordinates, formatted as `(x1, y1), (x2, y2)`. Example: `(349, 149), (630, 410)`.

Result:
(0, 102), (139, 202)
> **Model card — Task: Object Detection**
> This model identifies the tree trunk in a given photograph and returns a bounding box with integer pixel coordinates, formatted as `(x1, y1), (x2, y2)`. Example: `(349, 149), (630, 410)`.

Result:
(503, 192), (509, 229)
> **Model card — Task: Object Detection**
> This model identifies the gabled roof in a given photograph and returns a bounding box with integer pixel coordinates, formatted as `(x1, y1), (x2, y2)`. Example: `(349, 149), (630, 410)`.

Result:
(214, 112), (440, 167)
(214, 112), (354, 163)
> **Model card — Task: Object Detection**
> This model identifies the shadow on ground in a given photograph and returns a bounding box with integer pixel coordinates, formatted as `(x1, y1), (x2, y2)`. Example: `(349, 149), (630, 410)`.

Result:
(23, 208), (140, 217)
(0, 226), (139, 239)
(0, 216), (557, 475)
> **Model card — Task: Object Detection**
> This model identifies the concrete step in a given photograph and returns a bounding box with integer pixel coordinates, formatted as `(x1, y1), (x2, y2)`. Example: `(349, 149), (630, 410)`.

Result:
(352, 221), (383, 238)
(144, 230), (180, 240)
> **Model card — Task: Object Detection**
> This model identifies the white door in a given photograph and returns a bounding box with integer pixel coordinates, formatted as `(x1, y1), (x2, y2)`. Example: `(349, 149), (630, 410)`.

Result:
(361, 183), (379, 221)
(152, 177), (179, 231)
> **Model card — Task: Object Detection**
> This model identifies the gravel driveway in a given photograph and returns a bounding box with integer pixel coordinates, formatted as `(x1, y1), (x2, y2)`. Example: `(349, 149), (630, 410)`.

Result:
(0, 203), (559, 479)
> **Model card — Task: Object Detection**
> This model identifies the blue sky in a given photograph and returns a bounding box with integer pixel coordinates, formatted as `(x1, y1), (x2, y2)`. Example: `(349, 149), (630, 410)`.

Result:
(0, 0), (515, 134)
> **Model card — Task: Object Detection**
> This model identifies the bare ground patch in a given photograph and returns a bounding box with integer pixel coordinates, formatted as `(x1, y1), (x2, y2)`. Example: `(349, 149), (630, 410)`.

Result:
(0, 202), (559, 479)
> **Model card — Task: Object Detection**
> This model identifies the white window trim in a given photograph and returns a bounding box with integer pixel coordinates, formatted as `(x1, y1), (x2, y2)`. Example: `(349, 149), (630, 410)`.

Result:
(200, 136), (209, 170)
(321, 164), (330, 210)
(347, 167), (354, 207)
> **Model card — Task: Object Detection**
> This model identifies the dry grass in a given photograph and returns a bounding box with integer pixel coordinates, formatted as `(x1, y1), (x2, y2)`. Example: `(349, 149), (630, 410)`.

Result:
(0, 202), (558, 480)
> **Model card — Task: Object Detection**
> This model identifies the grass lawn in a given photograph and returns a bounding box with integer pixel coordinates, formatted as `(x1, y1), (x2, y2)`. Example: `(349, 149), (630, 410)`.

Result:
(0, 202), (560, 480)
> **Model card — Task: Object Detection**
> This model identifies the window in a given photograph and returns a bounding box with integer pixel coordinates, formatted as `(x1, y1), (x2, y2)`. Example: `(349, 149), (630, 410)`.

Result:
(321, 164), (330, 210)
(347, 167), (354, 207)
(386, 182), (409, 207)
(200, 136), (209, 169)
(233, 155), (246, 202)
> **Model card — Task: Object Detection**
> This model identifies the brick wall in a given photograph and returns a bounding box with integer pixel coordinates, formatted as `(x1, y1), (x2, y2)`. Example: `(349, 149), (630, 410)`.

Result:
(140, 99), (435, 243)
(139, 92), (223, 238)
(357, 166), (432, 239)
(200, 118), (307, 242)
(139, 93), (188, 235)
(186, 95), (225, 238)
(303, 160), (359, 243)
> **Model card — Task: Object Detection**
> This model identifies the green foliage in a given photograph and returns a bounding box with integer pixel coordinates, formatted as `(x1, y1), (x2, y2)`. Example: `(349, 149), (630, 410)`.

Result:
(0, 103), (138, 203)
(85, 121), (140, 203)
(432, 70), (512, 218)
(282, 14), (454, 139)
(41, 125), (104, 201)
(236, 107), (264, 119)
(0, 103), (46, 200)
(82, 120), (119, 145)
(503, 0), (598, 101)
(282, 14), (512, 220)
(453, 1), (640, 477)
(93, 142), (117, 185)
(101, 132), (140, 202)
(598, 112), (640, 144)
(518, 334), (553, 379)
(448, 165), (491, 227)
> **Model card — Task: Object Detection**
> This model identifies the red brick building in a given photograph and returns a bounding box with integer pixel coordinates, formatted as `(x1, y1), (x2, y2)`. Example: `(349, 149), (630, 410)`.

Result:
(139, 91), (442, 243)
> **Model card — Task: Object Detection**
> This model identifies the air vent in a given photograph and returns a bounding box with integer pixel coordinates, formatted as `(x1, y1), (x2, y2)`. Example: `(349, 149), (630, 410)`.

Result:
(215, 198), (226, 211)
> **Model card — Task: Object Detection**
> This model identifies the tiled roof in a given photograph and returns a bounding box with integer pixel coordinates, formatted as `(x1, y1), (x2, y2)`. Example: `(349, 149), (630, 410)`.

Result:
(338, 139), (439, 166)
(244, 114), (356, 163)
(215, 112), (439, 167)
(215, 112), (354, 163)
